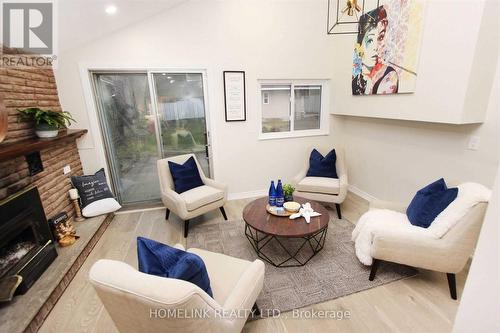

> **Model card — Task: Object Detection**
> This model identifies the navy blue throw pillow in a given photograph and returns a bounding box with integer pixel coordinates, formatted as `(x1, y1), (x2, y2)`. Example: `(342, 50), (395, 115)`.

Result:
(306, 149), (338, 178)
(137, 237), (213, 297)
(406, 178), (458, 228)
(168, 156), (204, 194)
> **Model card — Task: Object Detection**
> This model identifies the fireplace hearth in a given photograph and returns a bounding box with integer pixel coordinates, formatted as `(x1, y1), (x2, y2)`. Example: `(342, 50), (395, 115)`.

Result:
(0, 187), (57, 301)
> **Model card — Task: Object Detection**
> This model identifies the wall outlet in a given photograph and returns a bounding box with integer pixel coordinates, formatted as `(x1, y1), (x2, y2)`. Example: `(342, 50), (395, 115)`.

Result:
(63, 165), (71, 175)
(468, 136), (481, 151)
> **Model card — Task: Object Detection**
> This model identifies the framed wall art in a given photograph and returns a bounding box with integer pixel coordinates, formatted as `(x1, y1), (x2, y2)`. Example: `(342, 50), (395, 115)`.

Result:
(223, 71), (246, 122)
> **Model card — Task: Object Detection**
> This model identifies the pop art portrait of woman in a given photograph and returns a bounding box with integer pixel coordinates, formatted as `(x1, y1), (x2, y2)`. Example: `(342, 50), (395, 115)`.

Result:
(352, 0), (424, 96)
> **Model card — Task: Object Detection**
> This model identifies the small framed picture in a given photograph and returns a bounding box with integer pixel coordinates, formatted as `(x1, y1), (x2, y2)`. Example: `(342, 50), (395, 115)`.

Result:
(223, 71), (246, 122)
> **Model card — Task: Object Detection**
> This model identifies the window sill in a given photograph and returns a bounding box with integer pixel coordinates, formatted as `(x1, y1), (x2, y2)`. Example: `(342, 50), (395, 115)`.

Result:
(258, 130), (329, 141)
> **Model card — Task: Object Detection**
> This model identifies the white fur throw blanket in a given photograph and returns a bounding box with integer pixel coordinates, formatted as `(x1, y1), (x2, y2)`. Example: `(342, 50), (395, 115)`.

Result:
(351, 182), (491, 266)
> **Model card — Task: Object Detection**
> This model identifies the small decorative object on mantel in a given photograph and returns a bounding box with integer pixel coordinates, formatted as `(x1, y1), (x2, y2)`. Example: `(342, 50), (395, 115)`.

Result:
(223, 71), (246, 122)
(69, 188), (85, 222)
(48, 212), (79, 247)
(17, 107), (76, 139)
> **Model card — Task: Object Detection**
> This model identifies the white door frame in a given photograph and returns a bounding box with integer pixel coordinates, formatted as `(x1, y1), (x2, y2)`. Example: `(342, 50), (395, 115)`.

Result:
(79, 63), (215, 202)
(148, 69), (213, 176)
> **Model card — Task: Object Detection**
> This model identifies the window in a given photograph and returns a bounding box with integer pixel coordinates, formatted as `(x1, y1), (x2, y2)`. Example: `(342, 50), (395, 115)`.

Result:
(260, 80), (328, 139)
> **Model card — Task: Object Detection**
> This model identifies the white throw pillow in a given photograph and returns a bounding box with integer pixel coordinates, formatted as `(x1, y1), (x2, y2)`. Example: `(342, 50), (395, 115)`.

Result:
(82, 198), (121, 218)
(427, 182), (491, 238)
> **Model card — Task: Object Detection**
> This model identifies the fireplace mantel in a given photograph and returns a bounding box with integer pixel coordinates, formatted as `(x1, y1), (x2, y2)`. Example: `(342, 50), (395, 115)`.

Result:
(0, 129), (87, 162)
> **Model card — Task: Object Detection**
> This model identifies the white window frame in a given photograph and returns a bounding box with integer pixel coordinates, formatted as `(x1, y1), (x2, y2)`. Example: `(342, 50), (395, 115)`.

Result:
(258, 79), (329, 140)
(262, 91), (270, 104)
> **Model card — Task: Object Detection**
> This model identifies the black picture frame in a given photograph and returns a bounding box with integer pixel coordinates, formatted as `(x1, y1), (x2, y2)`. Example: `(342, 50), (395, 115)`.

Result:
(223, 71), (246, 122)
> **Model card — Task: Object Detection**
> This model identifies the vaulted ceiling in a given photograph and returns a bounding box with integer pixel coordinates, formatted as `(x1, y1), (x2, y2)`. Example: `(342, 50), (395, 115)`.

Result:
(58, 0), (186, 52)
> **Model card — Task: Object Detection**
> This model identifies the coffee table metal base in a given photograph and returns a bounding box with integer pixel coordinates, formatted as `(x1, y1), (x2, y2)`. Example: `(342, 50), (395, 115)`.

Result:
(244, 223), (327, 267)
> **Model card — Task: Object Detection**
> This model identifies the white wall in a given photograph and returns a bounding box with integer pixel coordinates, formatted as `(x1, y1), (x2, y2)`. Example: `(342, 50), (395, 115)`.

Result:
(453, 164), (500, 332)
(332, 0), (500, 202)
(56, 0), (499, 202)
(340, 61), (499, 203)
(332, 0), (498, 124)
(55, 0), (342, 196)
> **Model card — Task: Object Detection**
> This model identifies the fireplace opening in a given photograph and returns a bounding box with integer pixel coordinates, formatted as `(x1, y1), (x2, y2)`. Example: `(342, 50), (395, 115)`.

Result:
(0, 228), (38, 278)
(0, 187), (58, 301)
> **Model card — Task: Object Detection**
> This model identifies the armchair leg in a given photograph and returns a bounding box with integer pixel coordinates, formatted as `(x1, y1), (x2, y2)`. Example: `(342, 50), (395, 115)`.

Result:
(369, 259), (380, 281)
(165, 209), (170, 220)
(219, 206), (228, 220)
(184, 220), (190, 238)
(335, 203), (342, 219)
(252, 303), (260, 316)
(447, 273), (457, 300)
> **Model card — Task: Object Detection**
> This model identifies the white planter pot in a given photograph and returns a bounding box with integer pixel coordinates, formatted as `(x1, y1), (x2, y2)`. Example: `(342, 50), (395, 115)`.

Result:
(35, 129), (59, 138)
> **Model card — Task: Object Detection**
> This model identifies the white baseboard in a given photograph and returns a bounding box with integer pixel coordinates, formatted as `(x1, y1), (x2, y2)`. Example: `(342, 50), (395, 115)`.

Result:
(115, 206), (164, 215)
(228, 186), (377, 203)
(348, 185), (377, 202)
(228, 189), (267, 201)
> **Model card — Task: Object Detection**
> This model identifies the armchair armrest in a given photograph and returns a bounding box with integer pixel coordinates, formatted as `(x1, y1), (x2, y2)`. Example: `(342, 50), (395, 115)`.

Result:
(371, 231), (466, 273)
(292, 166), (308, 187)
(203, 177), (228, 198)
(223, 260), (265, 311)
(338, 173), (348, 202)
(160, 187), (188, 216)
(173, 243), (185, 250)
(369, 199), (408, 213)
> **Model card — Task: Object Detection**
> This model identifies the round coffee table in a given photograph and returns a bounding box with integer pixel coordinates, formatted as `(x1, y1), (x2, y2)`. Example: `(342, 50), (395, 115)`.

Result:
(242, 196), (329, 267)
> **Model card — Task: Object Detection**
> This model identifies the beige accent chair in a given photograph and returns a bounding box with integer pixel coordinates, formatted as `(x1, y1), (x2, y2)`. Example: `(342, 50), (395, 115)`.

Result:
(293, 148), (348, 219)
(157, 154), (228, 238)
(367, 199), (488, 300)
(89, 244), (265, 333)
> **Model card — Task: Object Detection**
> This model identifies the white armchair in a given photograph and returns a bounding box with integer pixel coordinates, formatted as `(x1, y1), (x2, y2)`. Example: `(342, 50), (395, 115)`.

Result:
(367, 199), (488, 300)
(157, 154), (228, 237)
(293, 148), (348, 219)
(89, 244), (265, 333)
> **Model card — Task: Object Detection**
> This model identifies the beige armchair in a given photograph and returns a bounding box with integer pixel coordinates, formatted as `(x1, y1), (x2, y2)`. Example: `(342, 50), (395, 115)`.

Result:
(293, 148), (348, 219)
(367, 199), (488, 300)
(89, 244), (265, 333)
(157, 154), (228, 238)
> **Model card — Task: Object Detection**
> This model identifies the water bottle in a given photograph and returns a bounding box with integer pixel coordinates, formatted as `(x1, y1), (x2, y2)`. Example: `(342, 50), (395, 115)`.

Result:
(276, 179), (284, 207)
(268, 181), (277, 206)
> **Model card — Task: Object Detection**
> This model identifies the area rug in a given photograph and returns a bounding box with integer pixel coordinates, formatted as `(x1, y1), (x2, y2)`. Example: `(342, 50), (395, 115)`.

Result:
(187, 218), (417, 315)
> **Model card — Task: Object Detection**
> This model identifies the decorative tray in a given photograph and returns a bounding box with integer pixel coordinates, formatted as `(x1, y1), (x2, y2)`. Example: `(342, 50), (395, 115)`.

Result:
(266, 204), (294, 217)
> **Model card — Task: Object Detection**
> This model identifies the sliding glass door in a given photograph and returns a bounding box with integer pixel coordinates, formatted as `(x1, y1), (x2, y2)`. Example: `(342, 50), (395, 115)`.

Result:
(151, 73), (209, 175)
(92, 71), (210, 205)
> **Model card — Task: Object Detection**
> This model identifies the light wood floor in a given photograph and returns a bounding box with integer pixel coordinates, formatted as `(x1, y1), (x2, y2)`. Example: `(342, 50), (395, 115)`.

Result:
(39, 194), (467, 333)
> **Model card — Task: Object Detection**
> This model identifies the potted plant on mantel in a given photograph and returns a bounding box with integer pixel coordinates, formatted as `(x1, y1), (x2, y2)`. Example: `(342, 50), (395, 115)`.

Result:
(18, 108), (76, 139)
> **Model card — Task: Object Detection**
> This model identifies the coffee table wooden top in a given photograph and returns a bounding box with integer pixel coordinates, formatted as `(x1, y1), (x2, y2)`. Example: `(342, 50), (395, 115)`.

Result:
(242, 196), (330, 237)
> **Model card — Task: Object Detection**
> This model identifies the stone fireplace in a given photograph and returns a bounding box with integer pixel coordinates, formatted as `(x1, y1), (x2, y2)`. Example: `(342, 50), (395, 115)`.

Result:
(0, 47), (113, 333)
(0, 187), (57, 299)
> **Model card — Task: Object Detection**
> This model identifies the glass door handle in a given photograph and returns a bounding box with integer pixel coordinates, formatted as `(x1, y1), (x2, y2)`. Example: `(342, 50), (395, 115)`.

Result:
(205, 145), (209, 158)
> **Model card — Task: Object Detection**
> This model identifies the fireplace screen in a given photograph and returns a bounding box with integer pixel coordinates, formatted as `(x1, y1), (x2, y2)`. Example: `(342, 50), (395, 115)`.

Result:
(0, 187), (57, 301)
(0, 227), (38, 278)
